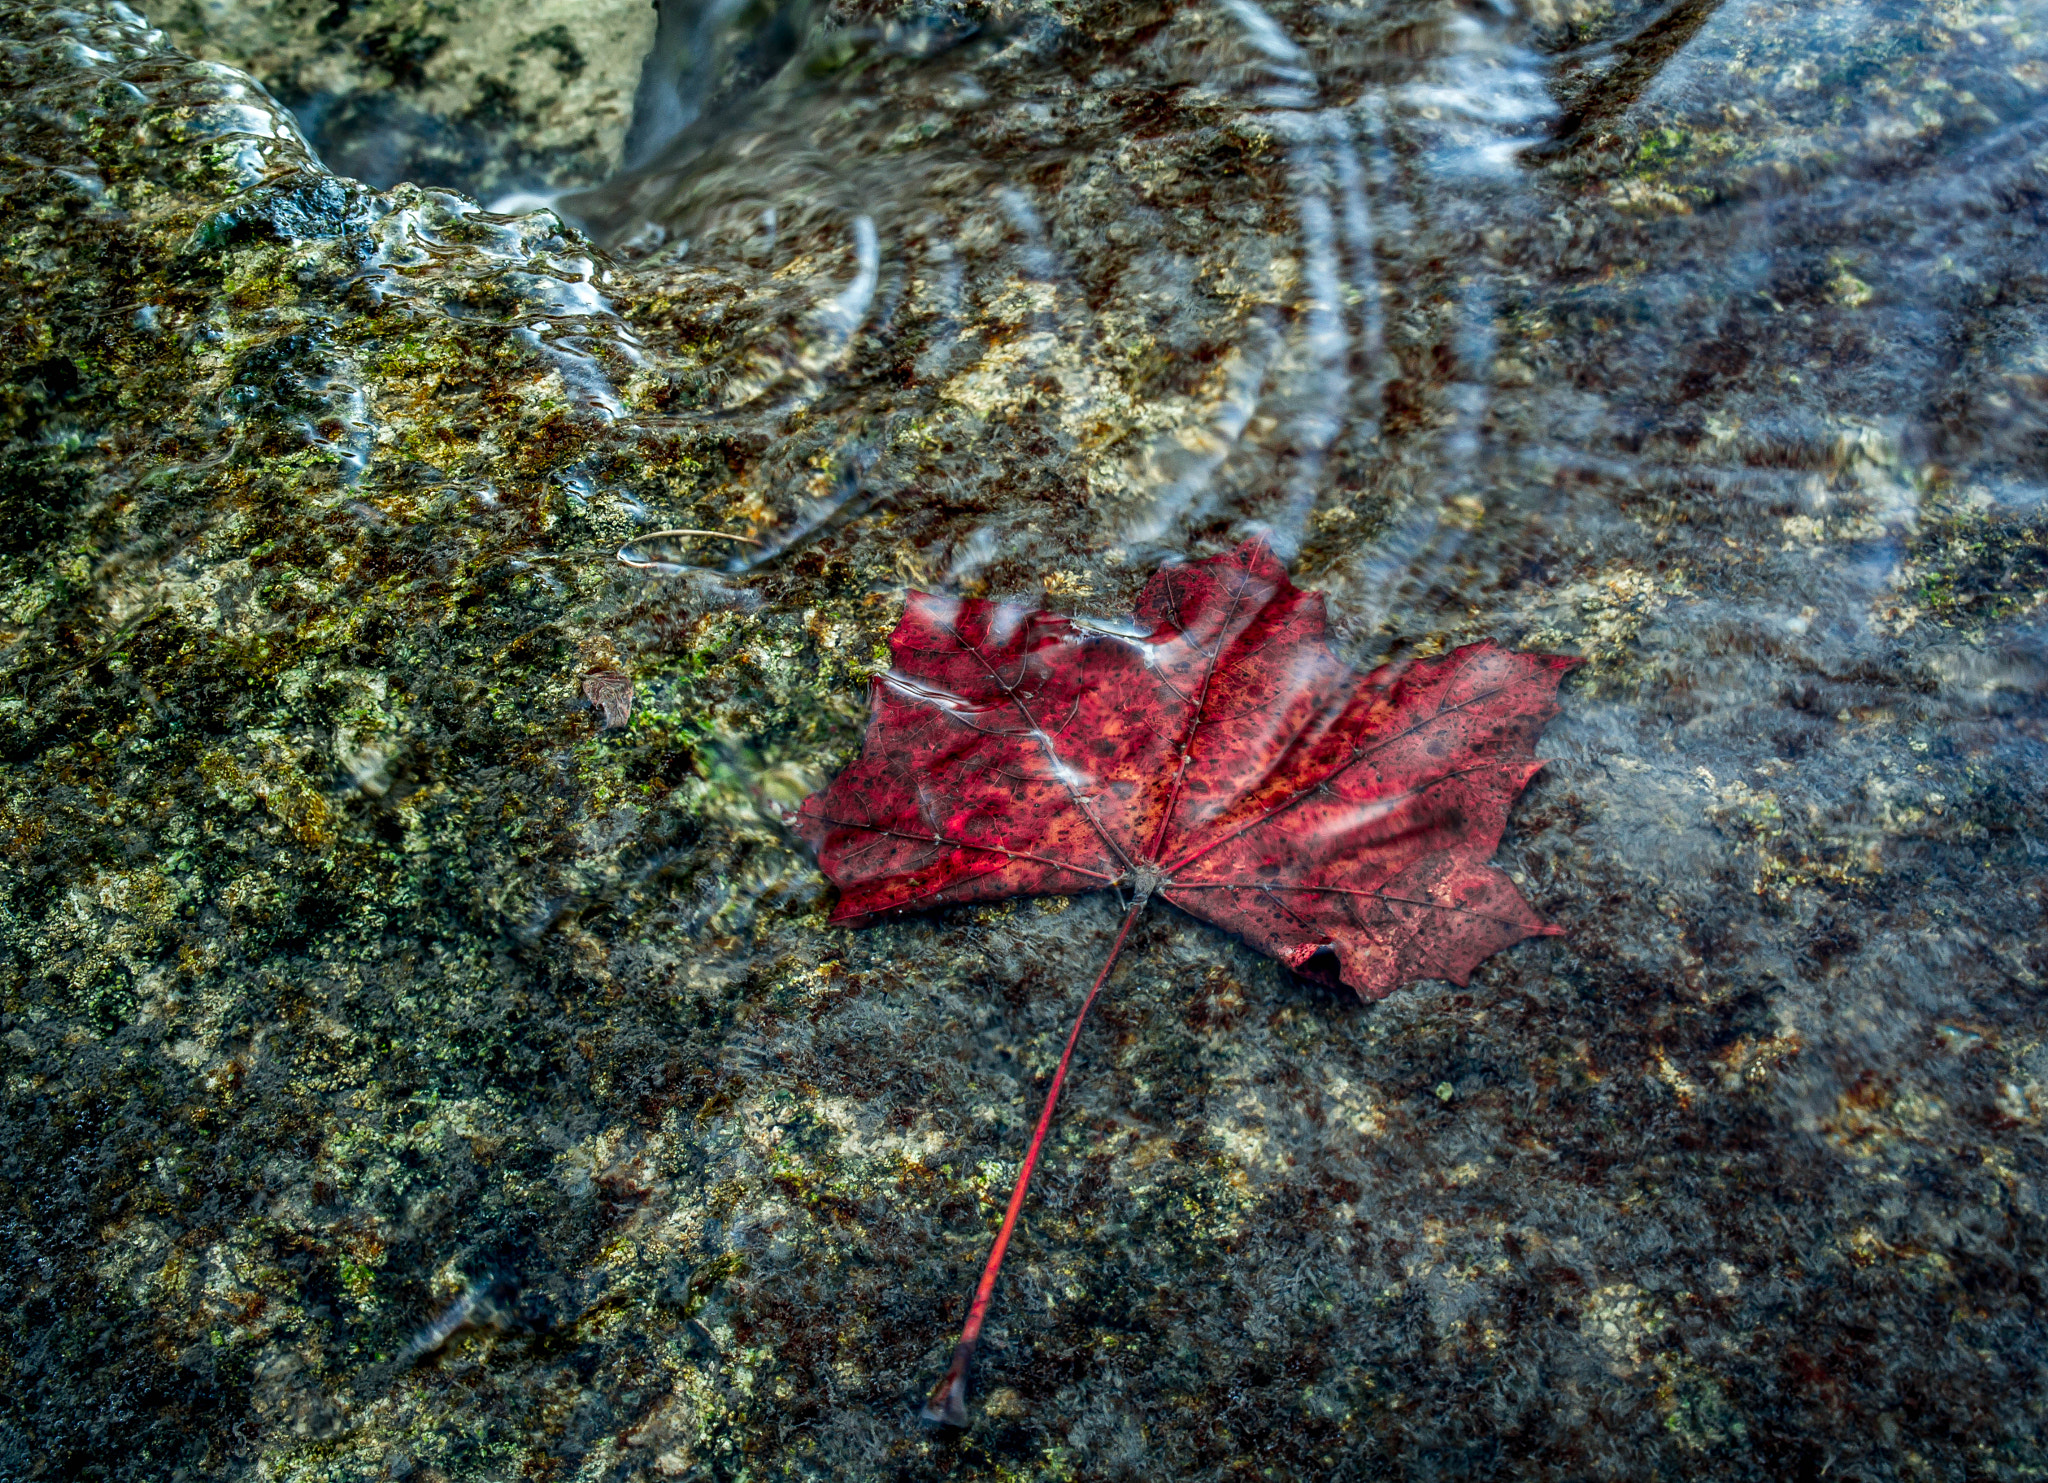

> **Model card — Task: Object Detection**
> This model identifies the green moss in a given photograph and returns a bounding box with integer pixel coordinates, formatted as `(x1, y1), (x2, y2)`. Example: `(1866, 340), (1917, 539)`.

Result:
(1907, 515), (2048, 627)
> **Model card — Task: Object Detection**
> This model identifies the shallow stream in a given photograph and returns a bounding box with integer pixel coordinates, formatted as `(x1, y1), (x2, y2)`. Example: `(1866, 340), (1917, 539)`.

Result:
(2, 0), (2047, 1478)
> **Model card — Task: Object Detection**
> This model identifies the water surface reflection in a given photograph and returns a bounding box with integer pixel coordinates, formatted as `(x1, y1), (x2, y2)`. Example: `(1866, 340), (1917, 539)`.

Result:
(9, 0), (2048, 1475)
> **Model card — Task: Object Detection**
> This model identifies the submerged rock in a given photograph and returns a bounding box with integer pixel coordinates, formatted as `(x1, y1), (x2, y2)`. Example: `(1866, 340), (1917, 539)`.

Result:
(158, 0), (653, 199)
(1, 0), (2046, 1478)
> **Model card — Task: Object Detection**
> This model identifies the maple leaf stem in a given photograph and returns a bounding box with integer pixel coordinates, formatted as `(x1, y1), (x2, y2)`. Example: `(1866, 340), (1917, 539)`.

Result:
(919, 892), (1151, 1428)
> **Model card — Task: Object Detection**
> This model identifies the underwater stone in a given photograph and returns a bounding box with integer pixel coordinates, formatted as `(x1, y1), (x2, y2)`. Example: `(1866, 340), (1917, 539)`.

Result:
(157, 0), (655, 201)
(1, 0), (2046, 1477)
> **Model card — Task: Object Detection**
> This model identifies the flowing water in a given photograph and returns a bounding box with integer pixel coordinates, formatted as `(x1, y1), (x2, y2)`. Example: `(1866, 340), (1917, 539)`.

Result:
(5, 0), (2048, 1477)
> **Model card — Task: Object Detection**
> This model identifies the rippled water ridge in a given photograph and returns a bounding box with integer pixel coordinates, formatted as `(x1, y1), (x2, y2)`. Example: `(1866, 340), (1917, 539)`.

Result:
(2, 0), (2047, 1478)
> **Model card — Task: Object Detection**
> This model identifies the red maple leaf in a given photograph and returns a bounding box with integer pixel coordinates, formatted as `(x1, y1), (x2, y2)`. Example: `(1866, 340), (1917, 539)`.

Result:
(793, 538), (1574, 1424)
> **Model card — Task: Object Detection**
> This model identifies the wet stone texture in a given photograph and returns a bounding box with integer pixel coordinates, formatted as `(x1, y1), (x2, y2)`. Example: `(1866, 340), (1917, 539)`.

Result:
(2, 0), (2047, 1479)
(157, 0), (653, 199)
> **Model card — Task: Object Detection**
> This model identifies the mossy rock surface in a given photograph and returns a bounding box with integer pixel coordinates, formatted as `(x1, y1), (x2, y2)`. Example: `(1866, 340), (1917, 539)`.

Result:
(3, 0), (2048, 1479)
